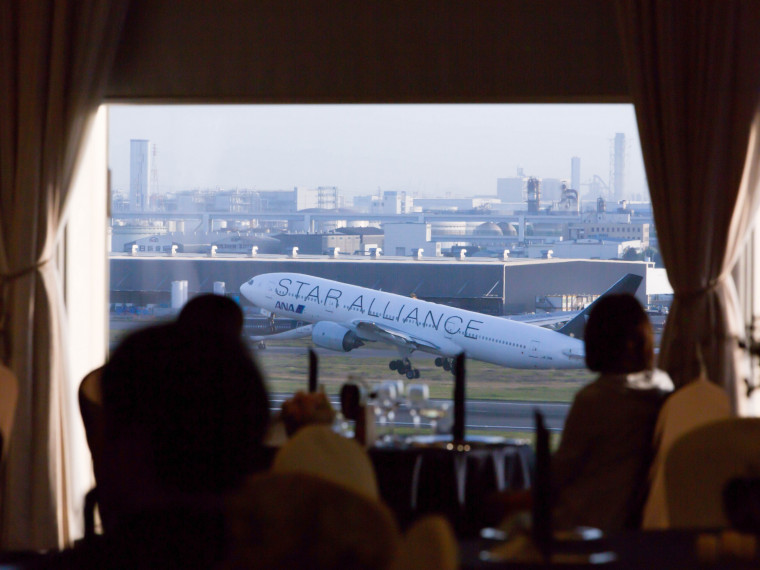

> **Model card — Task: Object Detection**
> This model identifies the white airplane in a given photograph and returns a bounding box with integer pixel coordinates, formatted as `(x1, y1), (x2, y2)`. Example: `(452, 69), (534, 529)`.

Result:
(240, 272), (643, 378)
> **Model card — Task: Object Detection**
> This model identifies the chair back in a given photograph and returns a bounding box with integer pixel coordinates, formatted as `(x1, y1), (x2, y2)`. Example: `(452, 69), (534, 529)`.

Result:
(0, 363), (18, 463)
(78, 366), (118, 531)
(643, 377), (732, 528)
(665, 417), (760, 528)
(224, 471), (400, 570)
(272, 424), (379, 501)
(389, 515), (458, 570)
(79, 366), (106, 473)
(60, 471), (400, 568)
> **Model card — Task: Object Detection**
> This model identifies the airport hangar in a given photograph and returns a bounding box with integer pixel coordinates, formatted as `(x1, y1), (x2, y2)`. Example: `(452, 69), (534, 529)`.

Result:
(109, 254), (663, 317)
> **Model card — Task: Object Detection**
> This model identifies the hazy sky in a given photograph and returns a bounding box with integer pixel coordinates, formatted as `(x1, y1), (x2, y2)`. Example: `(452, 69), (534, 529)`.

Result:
(108, 104), (648, 200)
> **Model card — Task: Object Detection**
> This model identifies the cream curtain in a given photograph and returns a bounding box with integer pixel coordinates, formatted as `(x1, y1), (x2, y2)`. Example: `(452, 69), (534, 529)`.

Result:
(616, 0), (760, 410)
(0, 1), (128, 549)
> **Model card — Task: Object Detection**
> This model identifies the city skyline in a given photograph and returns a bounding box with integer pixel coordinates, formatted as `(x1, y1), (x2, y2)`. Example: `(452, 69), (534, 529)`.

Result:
(108, 104), (649, 202)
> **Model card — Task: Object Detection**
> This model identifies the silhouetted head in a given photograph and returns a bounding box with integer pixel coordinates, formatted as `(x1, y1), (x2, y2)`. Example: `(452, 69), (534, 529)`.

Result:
(102, 319), (270, 498)
(584, 293), (654, 374)
(178, 294), (244, 339)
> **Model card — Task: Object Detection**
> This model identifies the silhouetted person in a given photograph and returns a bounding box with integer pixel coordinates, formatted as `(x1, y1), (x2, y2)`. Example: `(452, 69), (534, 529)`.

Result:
(99, 297), (270, 524)
(177, 293), (244, 340)
(551, 293), (673, 531)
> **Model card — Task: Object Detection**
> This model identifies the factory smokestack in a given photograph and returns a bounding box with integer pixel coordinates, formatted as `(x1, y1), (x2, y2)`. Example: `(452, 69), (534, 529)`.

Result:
(571, 156), (580, 192)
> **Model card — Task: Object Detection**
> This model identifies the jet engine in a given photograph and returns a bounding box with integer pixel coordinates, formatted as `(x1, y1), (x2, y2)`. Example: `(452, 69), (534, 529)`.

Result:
(311, 321), (364, 352)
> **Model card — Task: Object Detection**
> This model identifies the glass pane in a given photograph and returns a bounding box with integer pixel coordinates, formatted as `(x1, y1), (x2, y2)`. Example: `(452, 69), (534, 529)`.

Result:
(108, 104), (670, 439)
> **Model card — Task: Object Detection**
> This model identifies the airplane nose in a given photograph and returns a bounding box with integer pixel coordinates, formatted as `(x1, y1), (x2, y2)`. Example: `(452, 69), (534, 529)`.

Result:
(241, 278), (255, 299)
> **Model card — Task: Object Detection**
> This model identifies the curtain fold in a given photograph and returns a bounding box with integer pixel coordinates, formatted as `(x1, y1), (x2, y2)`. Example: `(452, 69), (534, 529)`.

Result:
(0, 1), (128, 549)
(616, 0), (760, 411)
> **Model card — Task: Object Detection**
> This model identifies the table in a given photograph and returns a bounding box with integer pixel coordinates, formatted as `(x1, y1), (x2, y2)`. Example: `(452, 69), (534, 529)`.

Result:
(461, 529), (760, 569)
(369, 436), (534, 536)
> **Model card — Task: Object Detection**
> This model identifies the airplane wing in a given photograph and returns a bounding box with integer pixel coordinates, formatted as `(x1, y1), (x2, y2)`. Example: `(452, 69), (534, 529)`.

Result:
(352, 320), (461, 357)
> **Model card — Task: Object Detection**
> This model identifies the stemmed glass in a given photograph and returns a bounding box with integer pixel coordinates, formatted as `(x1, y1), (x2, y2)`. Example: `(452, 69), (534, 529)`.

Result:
(408, 406), (421, 431)
(373, 382), (399, 443)
(405, 383), (430, 433)
(418, 400), (451, 435)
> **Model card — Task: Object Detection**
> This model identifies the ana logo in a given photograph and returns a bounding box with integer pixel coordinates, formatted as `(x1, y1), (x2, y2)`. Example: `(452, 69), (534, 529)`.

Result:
(275, 301), (306, 314)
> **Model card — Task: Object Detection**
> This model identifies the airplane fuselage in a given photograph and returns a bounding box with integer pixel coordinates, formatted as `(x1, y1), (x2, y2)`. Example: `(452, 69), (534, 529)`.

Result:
(241, 272), (587, 369)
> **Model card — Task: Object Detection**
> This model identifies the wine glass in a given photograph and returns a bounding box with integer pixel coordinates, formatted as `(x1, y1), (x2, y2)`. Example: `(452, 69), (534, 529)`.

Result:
(406, 383), (430, 433)
(386, 380), (404, 436)
(373, 382), (398, 442)
(418, 400), (451, 435)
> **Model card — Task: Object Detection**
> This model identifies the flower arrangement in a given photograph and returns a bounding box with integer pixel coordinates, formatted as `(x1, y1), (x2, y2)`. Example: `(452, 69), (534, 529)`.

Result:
(280, 390), (336, 437)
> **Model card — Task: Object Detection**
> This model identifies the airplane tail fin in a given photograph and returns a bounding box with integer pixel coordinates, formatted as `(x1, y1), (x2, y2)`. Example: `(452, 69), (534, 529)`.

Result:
(557, 274), (644, 340)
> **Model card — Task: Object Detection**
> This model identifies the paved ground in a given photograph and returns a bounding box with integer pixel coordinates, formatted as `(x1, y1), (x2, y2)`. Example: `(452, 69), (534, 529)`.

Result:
(270, 393), (569, 433)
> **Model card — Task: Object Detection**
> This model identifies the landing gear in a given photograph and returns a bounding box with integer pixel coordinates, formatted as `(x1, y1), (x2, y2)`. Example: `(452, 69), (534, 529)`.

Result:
(434, 357), (455, 375)
(389, 358), (420, 379)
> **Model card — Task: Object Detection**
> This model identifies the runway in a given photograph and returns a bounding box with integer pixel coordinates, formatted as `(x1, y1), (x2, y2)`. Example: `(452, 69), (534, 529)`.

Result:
(270, 394), (570, 433)
(262, 341), (574, 433)
(114, 321), (573, 433)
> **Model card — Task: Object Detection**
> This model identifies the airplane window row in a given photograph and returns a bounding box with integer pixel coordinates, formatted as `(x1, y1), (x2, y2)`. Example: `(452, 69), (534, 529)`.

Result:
(483, 336), (525, 349)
